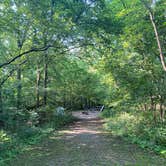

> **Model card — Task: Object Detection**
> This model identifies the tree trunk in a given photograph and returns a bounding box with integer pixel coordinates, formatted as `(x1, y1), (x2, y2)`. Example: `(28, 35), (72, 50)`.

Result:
(63, 94), (66, 108)
(16, 41), (23, 109)
(153, 103), (157, 122)
(0, 86), (3, 112)
(43, 52), (48, 106)
(149, 12), (166, 72)
(160, 97), (165, 122)
(70, 86), (73, 108)
(144, 103), (147, 111)
(150, 95), (157, 122)
(17, 66), (21, 109)
(36, 63), (41, 108)
(141, 0), (166, 72)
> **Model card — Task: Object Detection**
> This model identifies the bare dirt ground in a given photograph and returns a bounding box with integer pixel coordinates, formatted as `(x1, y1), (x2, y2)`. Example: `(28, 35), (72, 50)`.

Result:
(11, 111), (166, 166)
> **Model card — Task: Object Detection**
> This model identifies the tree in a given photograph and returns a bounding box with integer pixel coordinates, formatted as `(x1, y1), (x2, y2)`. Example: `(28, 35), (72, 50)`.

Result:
(141, 0), (166, 72)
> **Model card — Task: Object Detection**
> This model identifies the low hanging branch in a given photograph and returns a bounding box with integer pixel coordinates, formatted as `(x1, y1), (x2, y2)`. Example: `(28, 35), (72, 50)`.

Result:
(0, 40), (94, 70)
(0, 60), (27, 86)
(0, 45), (52, 69)
(141, 0), (166, 72)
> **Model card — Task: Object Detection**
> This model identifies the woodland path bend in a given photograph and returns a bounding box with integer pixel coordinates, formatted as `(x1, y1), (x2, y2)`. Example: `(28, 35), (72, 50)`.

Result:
(12, 112), (165, 166)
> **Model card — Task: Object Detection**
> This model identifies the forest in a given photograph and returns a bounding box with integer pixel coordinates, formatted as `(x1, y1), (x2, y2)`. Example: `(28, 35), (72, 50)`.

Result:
(0, 0), (166, 165)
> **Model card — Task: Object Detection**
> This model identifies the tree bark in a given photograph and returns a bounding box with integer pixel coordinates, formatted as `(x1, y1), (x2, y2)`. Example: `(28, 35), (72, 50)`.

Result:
(149, 12), (166, 72)
(0, 86), (3, 112)
(17, 66), (22, 109)
(159, 97), (165, 122)
(43, 52), (48, 106)
(36, 63), (41, 108)
(144, 103), (147, 111)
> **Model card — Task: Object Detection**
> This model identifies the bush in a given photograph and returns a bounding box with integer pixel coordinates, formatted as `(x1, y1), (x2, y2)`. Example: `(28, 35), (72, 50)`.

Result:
(0, 130), (12, 154)
(0, 107), (76, 165)
(104, 112), (141, 136)
(100, 109), (113, 118)
(0, 130), (17, 165)
(0, 130), (11, 143)
(103, 112), (166, 156)
(48, 114), (76, 129)
(17, 126), (41, 139)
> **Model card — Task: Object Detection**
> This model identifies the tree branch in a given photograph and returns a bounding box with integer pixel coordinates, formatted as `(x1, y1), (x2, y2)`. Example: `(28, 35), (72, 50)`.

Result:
(0, 45), (52, 68)
(0, 60), (27, 86)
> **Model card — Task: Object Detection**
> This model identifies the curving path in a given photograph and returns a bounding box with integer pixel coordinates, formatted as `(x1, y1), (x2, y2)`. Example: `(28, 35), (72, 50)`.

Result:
(11, 112), (166, 166)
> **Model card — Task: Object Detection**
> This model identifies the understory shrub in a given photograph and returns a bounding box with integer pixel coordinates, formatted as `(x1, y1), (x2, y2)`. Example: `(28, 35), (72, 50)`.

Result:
(0, 107), (76, 165)
(103, 111), (166, 157)
(49, 114), (76, 129)
(100, 108), (117, 117)
(17, 126), (41, 139)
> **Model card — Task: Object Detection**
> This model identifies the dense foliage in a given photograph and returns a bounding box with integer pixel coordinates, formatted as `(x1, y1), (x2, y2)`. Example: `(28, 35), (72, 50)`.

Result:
(0, 0), (165, 163)
(101, 110), (166, 156)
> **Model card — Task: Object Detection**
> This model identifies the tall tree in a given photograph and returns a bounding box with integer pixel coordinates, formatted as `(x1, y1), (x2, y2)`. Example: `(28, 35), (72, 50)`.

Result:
(141, 0), (166, 72)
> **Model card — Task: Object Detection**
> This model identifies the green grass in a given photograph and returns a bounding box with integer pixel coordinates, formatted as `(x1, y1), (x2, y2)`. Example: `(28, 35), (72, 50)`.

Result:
(0, 113), (76, 166)
(101, 110), (166, 158)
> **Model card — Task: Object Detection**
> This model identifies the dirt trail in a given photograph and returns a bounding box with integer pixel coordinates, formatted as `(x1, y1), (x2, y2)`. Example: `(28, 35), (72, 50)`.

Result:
(11, 112), (165, 166)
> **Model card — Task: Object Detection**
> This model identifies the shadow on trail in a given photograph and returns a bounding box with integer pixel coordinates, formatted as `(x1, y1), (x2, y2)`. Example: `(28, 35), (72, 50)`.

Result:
(11, 116), (166, 166)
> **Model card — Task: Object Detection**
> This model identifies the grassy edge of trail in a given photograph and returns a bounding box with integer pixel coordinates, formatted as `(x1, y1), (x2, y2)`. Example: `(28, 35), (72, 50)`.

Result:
(100, 110), (166, 158)
(0, 114), (77, 166)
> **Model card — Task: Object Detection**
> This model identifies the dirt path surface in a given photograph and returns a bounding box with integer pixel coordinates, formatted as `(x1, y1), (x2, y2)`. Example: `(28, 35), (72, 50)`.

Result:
(11, 112), (165, 166)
